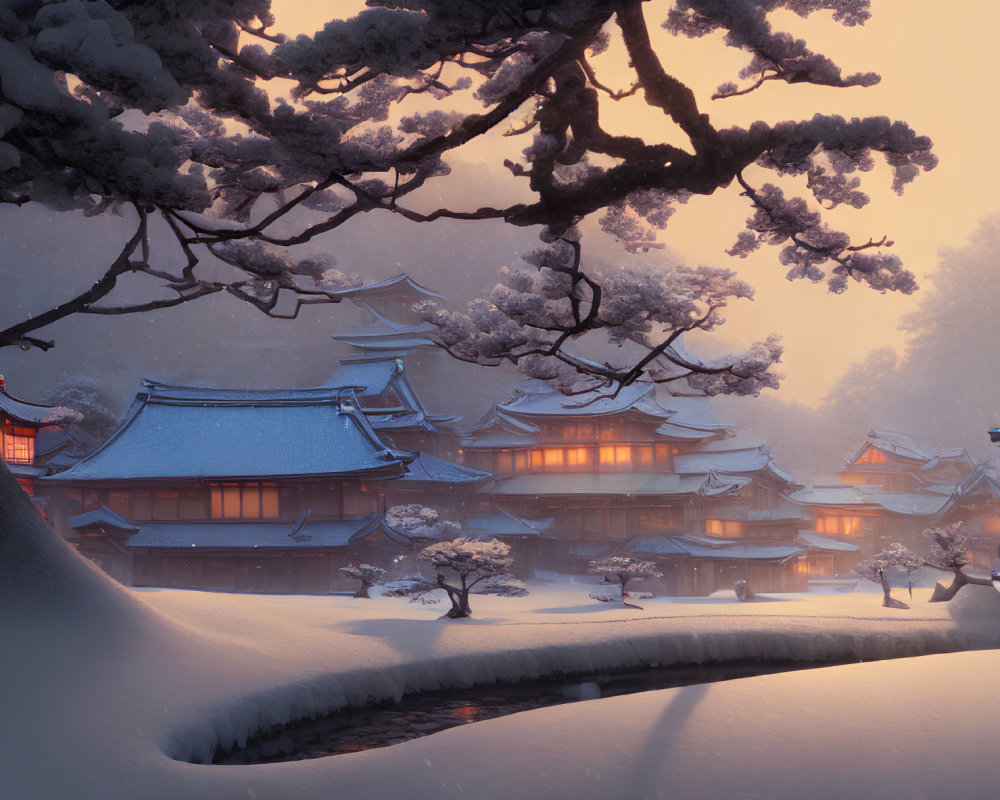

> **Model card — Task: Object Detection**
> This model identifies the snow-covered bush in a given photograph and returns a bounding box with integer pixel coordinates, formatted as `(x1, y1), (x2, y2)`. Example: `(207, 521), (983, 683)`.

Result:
(384, 505), (460, 543)
(338, 563), (386, 599)
(387, 538), (527, 619)
(588, 556), (662, 610)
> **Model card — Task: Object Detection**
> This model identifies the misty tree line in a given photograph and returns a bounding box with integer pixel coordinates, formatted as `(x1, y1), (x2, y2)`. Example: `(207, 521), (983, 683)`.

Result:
(719, 214), (1000, 476)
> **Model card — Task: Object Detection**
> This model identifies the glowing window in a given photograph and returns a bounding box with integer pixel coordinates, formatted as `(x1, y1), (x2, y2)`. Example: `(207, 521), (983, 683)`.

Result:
(816, 516), (863, 536)
(513, 451), (530, 472)
(705, 519), (744, 538)
(983, 517), (1000, 534)
(494, 451), (514, 474)
(210, 482), (279, 520)
(654, 444), (674, 466)
(542, 448), (565, 468)
(855, 447), (888, 465)
(566, 447), (590, 468)
(3, 423), (35, 464)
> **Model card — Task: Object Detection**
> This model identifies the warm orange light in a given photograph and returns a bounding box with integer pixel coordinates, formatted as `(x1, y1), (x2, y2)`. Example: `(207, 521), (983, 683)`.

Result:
(542, 448), (565, 467)
(816, 516), (863, 536)
(984, 517), (1000, 534)
(855, 447), (888, 465)
(566, 447), (589, 466)
(2, 423), (35, 464)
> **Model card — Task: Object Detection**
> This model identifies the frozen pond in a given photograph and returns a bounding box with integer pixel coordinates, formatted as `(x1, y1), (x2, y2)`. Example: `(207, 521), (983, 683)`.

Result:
(212, 658), (844, 764)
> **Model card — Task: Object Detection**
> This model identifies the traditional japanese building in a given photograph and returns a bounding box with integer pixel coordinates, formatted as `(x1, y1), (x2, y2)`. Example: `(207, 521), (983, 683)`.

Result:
(789, 430), (973, 558)
(0, 375), (80, 499)
(935, 460), (1000, 568)
(331, 273), (442, 355)
(326, 275), (491, 519)
(839, 430), (972, 491)
(463, 377), (844, 594)
(45, 381), (409, 592)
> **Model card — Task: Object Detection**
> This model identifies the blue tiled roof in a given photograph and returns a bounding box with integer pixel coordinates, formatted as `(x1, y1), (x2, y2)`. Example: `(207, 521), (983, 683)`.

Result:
(397, 451), (490, 484)
(70, 506), (140, 532)
(463, 509), (553, 538)
(45, 381), (405, 483)
(125, 516), (381, 549)
(328, 358), (400, 396)
(0, 386), (80, 427)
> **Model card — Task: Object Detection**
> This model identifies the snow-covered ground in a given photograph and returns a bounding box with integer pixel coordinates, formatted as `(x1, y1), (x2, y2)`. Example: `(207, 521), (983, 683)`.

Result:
(3, 476), (1000, 799)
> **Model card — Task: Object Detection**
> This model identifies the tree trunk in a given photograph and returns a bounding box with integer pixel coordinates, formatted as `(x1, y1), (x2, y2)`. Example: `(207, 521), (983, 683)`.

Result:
(928, 568), (992, 602)
(353, 580), (372, 599)
(444, 588), (472, 618)
(879, 568), (909, 609)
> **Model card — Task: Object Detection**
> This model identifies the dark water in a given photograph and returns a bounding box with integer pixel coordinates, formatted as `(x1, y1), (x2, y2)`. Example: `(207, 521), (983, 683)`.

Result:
(212, 658), (843, 764)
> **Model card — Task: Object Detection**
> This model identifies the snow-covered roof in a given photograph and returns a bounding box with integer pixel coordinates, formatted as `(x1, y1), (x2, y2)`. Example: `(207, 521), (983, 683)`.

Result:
(327, 355), (460, 431)
(485, 472), (747, 498)
(787, 482), (951, 517)
(461, 409), (540, 447)
(654, 392), (730, 433)
(32, 428), (86, 471)
(952, 459), (1000, 500)
(46, 381), (405, 483)
(465, 378), (730, 447)
(871, 491), (952, 516)
(0, 384), (81, 427)
(333, 306), (438, 352)
(622, 534), (690, 556)
(651, 421), (718, 440)
(329, 274), (445, 303)
(395, 451), (490, 485)
(674, 447), (772, 475)
(705, 502), (810, 523)
(497, 380), (673, 420)
(676, 540), (805, 561)
(69, 506), (140, 533)
(624, 534), (806, 562)
(125, 516), (382, 549)
(787, 483), (884, 507)
(463, 509), (554, 539)
(328, 357), (400, 396)
(795, 532), (861, 552)
(846, 430), (972, 469)
(566, 542), (615, 559)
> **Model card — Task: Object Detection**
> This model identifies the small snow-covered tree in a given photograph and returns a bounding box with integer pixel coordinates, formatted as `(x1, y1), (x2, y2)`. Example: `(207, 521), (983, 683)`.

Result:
(924, 523), (993, 602)
(41, 376), (119, 448)
(588, 556), (662, 609)
(390, 537), (527, 619)
(338, 563), (386, 599)
(854, 545), (922, 609)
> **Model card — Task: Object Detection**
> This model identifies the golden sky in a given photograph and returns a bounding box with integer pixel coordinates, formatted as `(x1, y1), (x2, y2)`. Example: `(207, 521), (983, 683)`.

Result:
(271, 1), (1000, 407)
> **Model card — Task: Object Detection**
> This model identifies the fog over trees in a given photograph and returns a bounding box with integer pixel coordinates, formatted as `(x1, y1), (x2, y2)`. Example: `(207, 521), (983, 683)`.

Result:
(717, 213), (1000, 475)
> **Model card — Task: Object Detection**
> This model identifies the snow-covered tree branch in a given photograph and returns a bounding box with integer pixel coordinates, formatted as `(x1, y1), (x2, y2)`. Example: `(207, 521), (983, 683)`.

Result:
(1, 0), (934, 390)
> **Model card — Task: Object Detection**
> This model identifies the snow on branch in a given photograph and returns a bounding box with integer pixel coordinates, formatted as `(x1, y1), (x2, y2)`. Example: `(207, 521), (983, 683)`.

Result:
(417, 240), (783, 395)
(1, 0), (934, 360)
